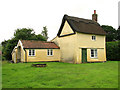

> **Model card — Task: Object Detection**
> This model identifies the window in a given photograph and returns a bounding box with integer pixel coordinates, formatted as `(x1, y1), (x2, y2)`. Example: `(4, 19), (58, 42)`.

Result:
(92, 36), (96, 40)
(47, 49), (53, 56)
(29, 49), (35, 56)
(91, 49), (97, 58)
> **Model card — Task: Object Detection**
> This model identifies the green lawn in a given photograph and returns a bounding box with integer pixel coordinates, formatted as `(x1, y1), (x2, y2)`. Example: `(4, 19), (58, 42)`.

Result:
(2, 61), (118, 88)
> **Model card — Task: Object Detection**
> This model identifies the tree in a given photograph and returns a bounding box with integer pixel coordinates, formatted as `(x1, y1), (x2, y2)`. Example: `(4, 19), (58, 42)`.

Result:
(101, 25), (117, 42)
(2, 28), (46, 60)
(116, 26), (120, 40)
(41, 26), (48, 41)
(2, 38), (18, 60)
(14, 28), (35, 40)
(35, 34), (46, 41)
(2, 40), (9, 60)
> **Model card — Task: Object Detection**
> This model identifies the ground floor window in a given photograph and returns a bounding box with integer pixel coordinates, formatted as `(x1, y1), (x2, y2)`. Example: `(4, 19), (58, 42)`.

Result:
(47, 49), (53, 56)
(29, 49), (35, 56)
(91, 49), (97, 58)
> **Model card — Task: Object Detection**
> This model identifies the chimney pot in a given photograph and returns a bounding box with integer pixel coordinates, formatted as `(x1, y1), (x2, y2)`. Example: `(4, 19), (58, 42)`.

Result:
(94, 10), (96, 14)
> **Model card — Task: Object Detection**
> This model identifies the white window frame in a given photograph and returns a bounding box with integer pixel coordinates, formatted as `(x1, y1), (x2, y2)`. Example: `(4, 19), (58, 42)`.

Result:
(90, 49), (97, 58)
(29, 49), (35, 56)
(92, 36), (96, 41)
(47, 49), (53, 56)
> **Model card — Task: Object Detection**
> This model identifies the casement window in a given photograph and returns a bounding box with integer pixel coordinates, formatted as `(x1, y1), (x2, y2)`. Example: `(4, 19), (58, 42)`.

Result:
(92, 36), (96, 41)
(47, 49), (53, 56)
(91, 49), (97, 58)
(29, 49), (35, 56)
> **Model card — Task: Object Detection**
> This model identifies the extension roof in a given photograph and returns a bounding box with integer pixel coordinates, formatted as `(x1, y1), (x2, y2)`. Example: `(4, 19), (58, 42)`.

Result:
(57, 14), (106, 36)
(20, 40), (60, 49)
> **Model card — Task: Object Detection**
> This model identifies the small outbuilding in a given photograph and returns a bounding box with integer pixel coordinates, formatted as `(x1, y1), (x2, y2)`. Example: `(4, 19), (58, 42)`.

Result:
(12, 40), (60, 63)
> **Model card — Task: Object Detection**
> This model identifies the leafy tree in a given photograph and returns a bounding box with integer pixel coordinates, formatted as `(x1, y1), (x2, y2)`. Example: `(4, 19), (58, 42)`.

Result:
(35, 34), (46, 41)
(14, 28), (35, 40)
(2, 38), (18, 60)
(116, 26), (120, 40)
(2, 28), (46, 60)
(2, 40), (9, 60)
(2, 40), (8, 48)
(41, 26), (48, 41)
(101, 25), (117, 42)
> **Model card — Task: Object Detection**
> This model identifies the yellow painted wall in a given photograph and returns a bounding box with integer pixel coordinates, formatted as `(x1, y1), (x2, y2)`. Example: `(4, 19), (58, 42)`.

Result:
(52, 21), (77, 63)
(76, 32), (106, 63)
(25, 49), (60, 62)
(59, 35), (77, 63)
(12, 52), (14, 61)
(60, 21), (74, 36)
(51, 36), (60, 47)
(12, 48), (17, 63)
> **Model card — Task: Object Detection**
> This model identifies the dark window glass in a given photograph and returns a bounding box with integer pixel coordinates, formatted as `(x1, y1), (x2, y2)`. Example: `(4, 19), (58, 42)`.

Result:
(47, 49), (49, 55)
(29, 50), (31, 56)
(92, 36), (96, 40)
(32, 50), (35, 55)
(50, 49), (53, 55)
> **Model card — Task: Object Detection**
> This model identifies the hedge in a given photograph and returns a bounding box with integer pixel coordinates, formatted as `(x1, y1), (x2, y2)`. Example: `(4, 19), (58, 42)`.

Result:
(106, 41), (120, 61)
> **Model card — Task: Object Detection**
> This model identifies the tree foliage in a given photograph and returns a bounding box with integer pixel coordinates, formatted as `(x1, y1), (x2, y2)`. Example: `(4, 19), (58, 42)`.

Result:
(101, 25), (117, 42)
(2, 28), (47, 60)
(106, 41), (120, 61)
(2, 38), (18, 60)
(14, 28), (35, 40)
(41, 26), (48, 41)
(116, 26), (120, 40)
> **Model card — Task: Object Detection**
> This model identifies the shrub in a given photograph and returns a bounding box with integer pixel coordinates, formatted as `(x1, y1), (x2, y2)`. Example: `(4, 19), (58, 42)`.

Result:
(106, 41), (120, 61)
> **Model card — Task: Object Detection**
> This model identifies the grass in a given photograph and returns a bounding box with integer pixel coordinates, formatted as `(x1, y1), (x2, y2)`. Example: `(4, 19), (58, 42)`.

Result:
(2, 61), (119, 88)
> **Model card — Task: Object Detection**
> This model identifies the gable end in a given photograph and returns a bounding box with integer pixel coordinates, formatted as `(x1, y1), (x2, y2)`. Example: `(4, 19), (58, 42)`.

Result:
(57, 15), (76, 37)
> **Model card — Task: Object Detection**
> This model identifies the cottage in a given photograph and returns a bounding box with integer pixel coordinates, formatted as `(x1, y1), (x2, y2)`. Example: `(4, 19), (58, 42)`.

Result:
(12, 10), (106, 63)
(52, 11), (106, 63)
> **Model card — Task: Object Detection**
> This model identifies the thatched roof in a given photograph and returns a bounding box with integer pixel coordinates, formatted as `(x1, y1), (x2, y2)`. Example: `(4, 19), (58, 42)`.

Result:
(57, 14), (106, 37)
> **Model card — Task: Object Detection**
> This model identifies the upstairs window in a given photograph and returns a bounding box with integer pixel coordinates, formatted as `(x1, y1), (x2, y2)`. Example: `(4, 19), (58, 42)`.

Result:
(91, 49), (97, 58)
(47, 49), (53, 56)
(29, 49), (35, 56)
(92, 36), (96, 41)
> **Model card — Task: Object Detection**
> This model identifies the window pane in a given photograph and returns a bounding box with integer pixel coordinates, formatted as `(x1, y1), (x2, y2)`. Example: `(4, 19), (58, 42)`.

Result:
(91, 49), (94, 57)
(29, 50), (31, 56)
(91, 49), (94, 54)
(94, 36), (96, 40)
(95, 49), (97, 57)
(50, 49), (53, 55)
(47, 49), (49, 55)
(32, 50), (35, 56)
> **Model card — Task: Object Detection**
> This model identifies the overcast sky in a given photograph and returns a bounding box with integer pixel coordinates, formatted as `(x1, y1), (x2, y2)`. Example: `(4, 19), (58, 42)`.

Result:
(0, 0), (119, 43)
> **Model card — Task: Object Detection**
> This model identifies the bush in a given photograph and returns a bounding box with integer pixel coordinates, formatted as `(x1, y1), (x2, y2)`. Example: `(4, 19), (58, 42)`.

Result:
(106, 41), (120, 61)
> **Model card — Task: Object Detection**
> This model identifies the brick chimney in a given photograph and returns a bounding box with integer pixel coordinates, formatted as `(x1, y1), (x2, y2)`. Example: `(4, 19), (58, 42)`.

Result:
(92, 10), (97, 22)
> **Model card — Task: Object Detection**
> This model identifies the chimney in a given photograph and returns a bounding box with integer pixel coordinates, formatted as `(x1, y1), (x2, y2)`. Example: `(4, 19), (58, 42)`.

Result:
(92, 10), (97, 22)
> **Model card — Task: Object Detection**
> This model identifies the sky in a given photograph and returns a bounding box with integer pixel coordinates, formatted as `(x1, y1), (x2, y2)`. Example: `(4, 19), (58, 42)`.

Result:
(0, 0), (119, 43)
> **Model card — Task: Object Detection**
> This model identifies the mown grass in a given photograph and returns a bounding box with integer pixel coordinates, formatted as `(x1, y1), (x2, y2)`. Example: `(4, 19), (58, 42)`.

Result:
(2, 61), (118, 88)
